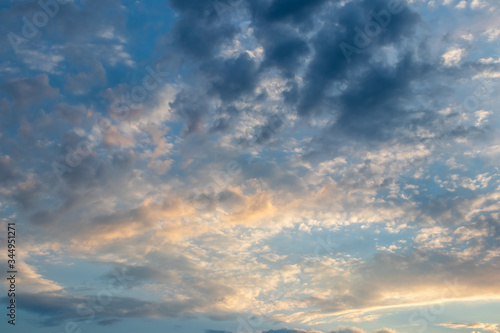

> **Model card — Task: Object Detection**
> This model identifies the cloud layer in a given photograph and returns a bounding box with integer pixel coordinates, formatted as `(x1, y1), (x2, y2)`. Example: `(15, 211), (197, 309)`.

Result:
(0, 0), (499, 332)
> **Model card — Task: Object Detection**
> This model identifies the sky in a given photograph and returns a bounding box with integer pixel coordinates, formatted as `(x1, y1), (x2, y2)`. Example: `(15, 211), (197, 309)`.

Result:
(0, 0), (499, 332)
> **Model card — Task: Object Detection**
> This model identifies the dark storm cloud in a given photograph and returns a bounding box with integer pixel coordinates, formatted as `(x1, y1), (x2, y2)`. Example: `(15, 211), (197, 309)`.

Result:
(297, 0), (421, 116)
(201, 53), (259, 102)
(244, 0), (324, 93)
(0, 155), (44, 209)
(257, 26), (310, 78)
(171, 17), (238, 59)
(169, 0), (240, 58)
(1, 74), (59, 109)
(332, 53), (435, 140)
(168, 0), (433, 145)
(247, 0), (325, 77)
(249, 0), (328, 24)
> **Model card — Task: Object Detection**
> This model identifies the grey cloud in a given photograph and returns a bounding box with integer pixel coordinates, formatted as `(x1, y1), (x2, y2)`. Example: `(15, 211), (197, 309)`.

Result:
(30, 209), (59, 226)
(29, 191), (81, 226)
(43, 0), (127, 42)
(53, 103), (88, 125)
(0, 155), (22, 185)
(0, 98), (12, 112)
(98, 318), (123, 326)
(101, 265), (168, 287)
(2, 73), (58, 109)
(240, 160), (307, 193)
(258, 27), (310, 78)
(11, 292), (201, 327)
(65, 61), (107, 95)
(170, 89), (210, 135)
(332, 54), (435, 140)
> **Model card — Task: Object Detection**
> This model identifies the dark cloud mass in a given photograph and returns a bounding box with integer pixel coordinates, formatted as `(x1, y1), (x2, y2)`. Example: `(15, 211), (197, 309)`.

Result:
(202, 53), (259, 102)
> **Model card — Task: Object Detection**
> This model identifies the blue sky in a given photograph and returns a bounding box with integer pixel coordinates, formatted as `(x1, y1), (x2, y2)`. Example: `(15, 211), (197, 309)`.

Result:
(0, 0), (499, 333)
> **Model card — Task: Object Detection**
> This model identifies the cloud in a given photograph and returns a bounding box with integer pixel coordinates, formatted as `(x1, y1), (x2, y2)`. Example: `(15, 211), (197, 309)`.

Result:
(1, 74), (58, 109)
(169, 0), (240, 59)
(169, 89), (211, 135)
(439, 322), (500, 333)
(1, 261), (63, 294)
(442, 47), (467, 67)
(53, 103), (89, 125)
(0, 155), (23, 185)
(262, 329), (325, 333)
(201, 53), (259, 102)
(375, 329), (398, 333)
(330, 328), (366, 333)
(10, 292), (204, 326)
(98, 318), (123, 326)
(1, 0), (499, 330)
(65, 61), (107, 95)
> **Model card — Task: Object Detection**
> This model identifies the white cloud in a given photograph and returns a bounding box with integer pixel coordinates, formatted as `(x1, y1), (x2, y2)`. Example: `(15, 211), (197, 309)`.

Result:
(478, 57), (500, 64)
(460, 33), (475, 41)
(475, 110), (492, 125)
(482, 28), (500, 41)
(441, 47), (467, 66)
